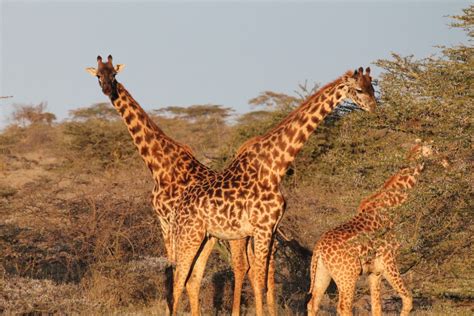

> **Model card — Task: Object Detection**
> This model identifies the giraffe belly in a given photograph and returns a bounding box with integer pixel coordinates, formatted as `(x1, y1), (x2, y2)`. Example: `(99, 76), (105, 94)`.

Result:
(206, 211), (254, 240)
(209, 229), (249, 240)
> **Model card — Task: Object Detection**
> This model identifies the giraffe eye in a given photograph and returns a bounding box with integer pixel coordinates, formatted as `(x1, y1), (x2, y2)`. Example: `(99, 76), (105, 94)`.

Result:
(356, 88), (363, 93)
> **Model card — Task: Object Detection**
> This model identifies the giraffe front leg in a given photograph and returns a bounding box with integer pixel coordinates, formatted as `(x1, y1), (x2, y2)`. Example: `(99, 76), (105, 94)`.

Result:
(186, 237), (217, 316)
(382, 254), (412, 316)
(251, 230), (273, 316)
(229, 238), (250, 316)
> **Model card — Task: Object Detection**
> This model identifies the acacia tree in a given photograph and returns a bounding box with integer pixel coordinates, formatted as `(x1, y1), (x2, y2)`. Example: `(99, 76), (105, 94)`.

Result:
(154, 104), (234, 164)
(69, 103), (118, 122)
(156, 104), (232, 122)
(12, 102), (56, 126)
(63, 103), (135, 167)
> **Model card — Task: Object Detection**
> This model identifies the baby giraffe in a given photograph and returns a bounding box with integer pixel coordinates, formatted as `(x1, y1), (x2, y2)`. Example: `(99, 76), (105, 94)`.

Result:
(307, 139), (447, 316)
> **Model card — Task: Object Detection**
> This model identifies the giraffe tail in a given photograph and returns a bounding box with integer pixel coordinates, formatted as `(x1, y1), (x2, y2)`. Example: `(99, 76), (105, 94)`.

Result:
(308, 245), (320, 294)
(169, 213), (177, 265)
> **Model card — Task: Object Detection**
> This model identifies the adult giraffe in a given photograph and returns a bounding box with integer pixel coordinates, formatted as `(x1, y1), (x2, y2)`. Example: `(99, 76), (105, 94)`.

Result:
(86, 55), (250, 315)
(171, 67), (377, 315)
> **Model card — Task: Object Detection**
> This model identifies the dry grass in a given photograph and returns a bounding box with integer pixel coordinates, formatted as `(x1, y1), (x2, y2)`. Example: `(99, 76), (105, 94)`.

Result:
(1, 115), (472, 315)
(82, 257), (171, 311)
(0, 275), (93, 314)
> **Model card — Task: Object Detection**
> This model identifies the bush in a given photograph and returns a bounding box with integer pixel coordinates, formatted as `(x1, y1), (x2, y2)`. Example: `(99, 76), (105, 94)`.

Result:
(63, 119), (138, 168)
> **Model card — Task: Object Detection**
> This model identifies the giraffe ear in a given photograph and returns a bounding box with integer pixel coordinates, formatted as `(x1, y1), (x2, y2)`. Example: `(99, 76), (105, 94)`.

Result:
(115, 64), (125, 73)
(86, 67), (98, 76)
(347, 73), (357, 86)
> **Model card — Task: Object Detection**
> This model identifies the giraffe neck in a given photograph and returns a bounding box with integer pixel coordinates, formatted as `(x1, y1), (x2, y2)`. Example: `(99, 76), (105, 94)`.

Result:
(357, 163), (425, 214)
(233, 76), (349, 182)
(110, 82), (207, 185)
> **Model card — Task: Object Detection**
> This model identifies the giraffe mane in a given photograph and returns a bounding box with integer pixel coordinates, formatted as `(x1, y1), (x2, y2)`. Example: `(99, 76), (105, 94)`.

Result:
(382, 174), (400, 189)
(180, 142), (195, 156)
(236, 70), (352, 155)
(116, 84), (196, 157)
(234, 70), (352, 158)
(316, 70), (353, 93)
(264, 71), (351, 134)
(358, 191), (384, 210)
(235, 136), (262, 156)
(162, 132), (195, 156)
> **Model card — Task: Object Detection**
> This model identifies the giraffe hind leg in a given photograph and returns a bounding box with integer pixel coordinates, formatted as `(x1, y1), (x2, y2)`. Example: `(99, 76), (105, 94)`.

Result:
(332, 259), (360, 316)
(185, 237), (217, 316)
(335, 278), (357, 316)
(307, 256), (331, 316)
(229, 238), (250, 316)
(266, 239), (277, 316)
(368, 272), (383, 316)
(171, 230), (207, 316)
(382, 253), (413, 316)
(251, 230), (274, 316)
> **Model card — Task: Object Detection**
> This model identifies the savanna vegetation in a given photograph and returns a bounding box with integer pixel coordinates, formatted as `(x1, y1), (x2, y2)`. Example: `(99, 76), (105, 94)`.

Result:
(1, 6), (472, 315)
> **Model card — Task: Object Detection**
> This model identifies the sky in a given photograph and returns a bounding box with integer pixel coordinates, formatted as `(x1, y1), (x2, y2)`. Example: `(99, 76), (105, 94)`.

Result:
(0, 1), (471, 128)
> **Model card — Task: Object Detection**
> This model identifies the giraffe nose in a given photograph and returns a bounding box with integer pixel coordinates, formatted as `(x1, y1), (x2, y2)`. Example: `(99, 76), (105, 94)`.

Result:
(102, 86), (112, 95)
(368, 100), (377, 112)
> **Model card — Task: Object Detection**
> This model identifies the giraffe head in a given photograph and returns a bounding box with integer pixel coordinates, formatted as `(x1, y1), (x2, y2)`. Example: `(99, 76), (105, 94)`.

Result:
(86, 55), (125, 96)
(343, 67), (376, 112)
(407, 139), (449, 168)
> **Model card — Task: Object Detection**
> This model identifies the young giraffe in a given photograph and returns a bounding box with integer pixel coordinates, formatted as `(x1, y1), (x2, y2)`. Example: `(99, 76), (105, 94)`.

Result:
(171, 68), (377, 316)
(307, 140), (447, 316)
(86, 55), (251, 315)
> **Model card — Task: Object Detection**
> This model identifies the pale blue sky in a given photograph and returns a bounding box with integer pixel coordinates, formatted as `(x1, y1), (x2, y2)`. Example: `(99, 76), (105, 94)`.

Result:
(0, 1), (470, 128)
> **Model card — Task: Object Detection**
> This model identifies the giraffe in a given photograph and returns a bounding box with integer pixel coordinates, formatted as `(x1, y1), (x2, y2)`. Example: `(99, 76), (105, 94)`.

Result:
(85, 55), (251, 315)
(307, 139), (448, 316)
(170, 67), (377, 316)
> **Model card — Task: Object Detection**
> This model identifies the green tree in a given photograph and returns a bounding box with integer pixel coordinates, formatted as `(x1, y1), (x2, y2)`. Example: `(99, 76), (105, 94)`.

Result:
(63, 103), (136, 168)
(292, 6), (473, 300)
(366, 7), (473, 299)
